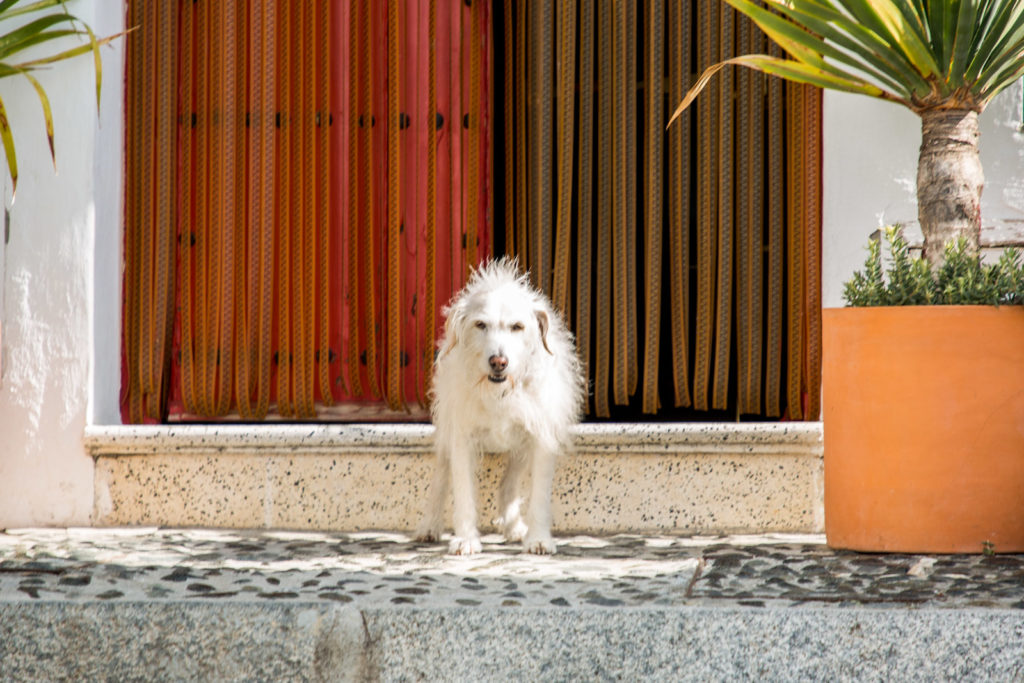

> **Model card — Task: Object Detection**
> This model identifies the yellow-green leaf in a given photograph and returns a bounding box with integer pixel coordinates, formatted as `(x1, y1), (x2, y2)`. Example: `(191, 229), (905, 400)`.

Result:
(0, 95), (17, 199)
(668, 54), (896, 129)
(21, 70), (54, 168)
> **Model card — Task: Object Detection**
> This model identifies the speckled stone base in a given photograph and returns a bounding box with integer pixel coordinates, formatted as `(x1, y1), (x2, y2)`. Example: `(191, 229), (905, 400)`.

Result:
(86, 423), (823, 534)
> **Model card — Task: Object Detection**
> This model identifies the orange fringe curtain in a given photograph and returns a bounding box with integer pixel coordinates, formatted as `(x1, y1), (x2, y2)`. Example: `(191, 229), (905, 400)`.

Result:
(122, 1), (492, 423)
(123, 0), (820, 424)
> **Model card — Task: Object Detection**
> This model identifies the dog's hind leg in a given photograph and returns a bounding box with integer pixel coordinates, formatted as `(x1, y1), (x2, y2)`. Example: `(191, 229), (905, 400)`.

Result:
(495, 451), (529, 543)
(447, 439), (483, 555)
(414, 449), (450, 543)
(523, 446), (558, 555)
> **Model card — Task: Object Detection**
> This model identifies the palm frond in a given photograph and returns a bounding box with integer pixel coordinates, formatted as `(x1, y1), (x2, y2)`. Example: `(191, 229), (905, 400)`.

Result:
(756, 0), (927, 97)
(0, 95), (17, 196)
(964, 0), (1024, 83)
(0, 0), (115, 198)
(0, 13), (78, 58)
(671, 0), (1024, 123)
(20, 70), (53, 167)
(668, 54), (889, 128)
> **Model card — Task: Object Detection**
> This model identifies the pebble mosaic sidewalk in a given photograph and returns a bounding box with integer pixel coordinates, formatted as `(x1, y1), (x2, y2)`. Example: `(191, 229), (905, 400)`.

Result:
(1, 528), (1022, 610)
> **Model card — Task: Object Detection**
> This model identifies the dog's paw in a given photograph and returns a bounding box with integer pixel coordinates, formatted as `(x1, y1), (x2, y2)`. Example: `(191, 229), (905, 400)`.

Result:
(447, 536), (483, 556)
(523, 535), (557, 555)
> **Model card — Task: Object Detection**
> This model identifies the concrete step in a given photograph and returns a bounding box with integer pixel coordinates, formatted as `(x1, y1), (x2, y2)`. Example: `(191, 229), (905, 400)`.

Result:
(2, 528), (1022, 681)
(84, 422), (824, 535)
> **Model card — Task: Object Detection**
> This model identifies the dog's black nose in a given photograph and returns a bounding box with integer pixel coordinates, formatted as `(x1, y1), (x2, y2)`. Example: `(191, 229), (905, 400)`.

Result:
(489, 355), (508, 373)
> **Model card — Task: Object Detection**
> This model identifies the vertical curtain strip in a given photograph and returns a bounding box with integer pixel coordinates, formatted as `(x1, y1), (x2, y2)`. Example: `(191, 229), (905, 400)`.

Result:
(624, 0), (639, 399)
(343, 0), (362, 398)
(765, 38), (786, 418)
(121, 1), (144, 422)
(122, 1), (178, 424)
(786, 81), (807, 420)
(358, 0), (380, 401)
(712, 2), (734, 411)
(256, 0), (278, 418)
(176, 0), (195, 417)
(611, 0), (630, 407)
(236, 4), (255, 417)
(501, 0), (822, 421)
(137, 0), (156, 419)
(736, 12), (765, 416)
(433, 0), (456, 352)
(406, 0), (424, 406)
(476, 1), (493, 263)
(641, 0), (664, 414)
(154, 3), (177, 422)
(593, 0), (613, 418)
(529, 0), (554, 292)
(200, 0), (218, 415)
(424, 0), (438, 403)
(317, 0), (334, 408)
(274, 2), (294, 415)
(694, 0), (717, 412)
(300, 0), (317, 417)
(464, 0), (481, 274)
(386, 0), (402, 411)
(502, 0), (515, 258)
(551, 0), (575, 315)
(736, 16), (752, 416)
(218, 1), (239, 418)
(575, 0), (594, 414)
(805, 87), (823, 420)
(124, 1), (491, 422)
(514, 1), (528, 265)
(667, 0), (692, 410)
(448, 0), (464, 294)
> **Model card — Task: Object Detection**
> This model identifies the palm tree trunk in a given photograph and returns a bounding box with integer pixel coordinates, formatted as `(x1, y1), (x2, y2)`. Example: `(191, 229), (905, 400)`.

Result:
(916, 108), (983, 267)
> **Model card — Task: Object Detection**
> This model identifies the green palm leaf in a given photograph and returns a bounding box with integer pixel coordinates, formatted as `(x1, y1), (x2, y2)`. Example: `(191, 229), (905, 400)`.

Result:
(0, 0), (118, 199)
(767, 1), (921, 93)
(0, 95), (16, 195)
(726, 0), (907, 91)
(672, 0), (1024, 119)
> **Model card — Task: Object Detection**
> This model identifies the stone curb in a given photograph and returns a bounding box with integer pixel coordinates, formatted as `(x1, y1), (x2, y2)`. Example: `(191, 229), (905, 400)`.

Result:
(2, 602), (1022, 681)
(83, 421), (824, 456)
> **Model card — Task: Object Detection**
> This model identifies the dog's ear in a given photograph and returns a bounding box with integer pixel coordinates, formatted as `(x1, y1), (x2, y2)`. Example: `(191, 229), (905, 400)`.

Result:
(535, 309), (553, 355)
(440, 303), (465, 355)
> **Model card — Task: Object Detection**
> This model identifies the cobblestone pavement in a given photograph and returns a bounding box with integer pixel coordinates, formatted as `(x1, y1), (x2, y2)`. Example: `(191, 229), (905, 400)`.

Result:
(1, 528), (1022, 610)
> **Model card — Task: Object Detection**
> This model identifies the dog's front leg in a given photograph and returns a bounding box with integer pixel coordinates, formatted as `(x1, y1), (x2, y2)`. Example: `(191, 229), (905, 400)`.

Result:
(447, 438), (483, 555)
(523, 446), (557, 554)
(496, 451), (528, 542)
(414, 447), (450, 543)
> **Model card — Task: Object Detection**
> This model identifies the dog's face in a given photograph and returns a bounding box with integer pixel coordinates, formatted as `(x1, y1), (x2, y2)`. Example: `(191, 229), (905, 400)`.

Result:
(447, 282), (551, 387)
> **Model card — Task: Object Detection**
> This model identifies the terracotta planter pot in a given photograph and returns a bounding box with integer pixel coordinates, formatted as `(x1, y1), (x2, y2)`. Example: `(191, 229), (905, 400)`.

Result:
(823, 306), (1024, 553)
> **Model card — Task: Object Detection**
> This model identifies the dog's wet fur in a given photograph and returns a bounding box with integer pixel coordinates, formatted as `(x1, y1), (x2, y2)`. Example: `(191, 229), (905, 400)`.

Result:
(415, 258), (585, 555)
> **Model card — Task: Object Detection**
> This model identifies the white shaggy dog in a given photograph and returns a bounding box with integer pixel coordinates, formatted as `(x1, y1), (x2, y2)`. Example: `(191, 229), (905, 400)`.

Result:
(416, 258), (585, 555)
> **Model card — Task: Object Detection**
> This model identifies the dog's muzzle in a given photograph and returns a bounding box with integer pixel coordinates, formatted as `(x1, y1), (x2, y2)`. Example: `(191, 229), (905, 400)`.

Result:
(488, 354), (508, 383)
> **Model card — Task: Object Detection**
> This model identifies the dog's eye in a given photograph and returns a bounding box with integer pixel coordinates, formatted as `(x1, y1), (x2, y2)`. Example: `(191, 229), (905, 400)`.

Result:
(511, 322), (525, 332)
(474, 320), (487, 330)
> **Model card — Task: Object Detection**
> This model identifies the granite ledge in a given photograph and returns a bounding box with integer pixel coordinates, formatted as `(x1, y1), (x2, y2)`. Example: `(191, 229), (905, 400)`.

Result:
(84, 422), (823, 458)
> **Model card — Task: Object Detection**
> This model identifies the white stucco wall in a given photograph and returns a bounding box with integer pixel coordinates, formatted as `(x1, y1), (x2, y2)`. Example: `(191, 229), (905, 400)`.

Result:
(823, 81), (1024, 307)
(0, 1), (123, 527)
